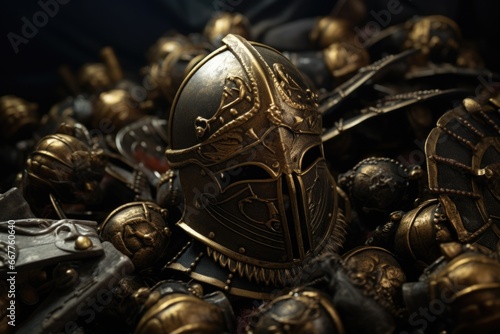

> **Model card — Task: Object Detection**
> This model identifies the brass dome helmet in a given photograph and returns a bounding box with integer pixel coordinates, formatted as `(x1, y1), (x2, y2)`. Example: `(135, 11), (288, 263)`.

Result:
(427, 246), (500, 334)
(203, 12), (251, 48)
(22, 132), (106, 216)
(403, 15), (462, 65)
(0, 95), (38, 142)
(249, 288), (345, 334)
(99, 201), (171, 271)
(134, 281), (233, 334)
(404, 243), (500, 334)
(165, 34), (344, 293)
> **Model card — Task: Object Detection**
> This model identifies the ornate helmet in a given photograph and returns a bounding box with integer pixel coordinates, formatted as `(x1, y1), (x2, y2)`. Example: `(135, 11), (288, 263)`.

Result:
(0, 95), (38, 142)
(165, 34), (345, 297)
(134, 281), (234, 334)
(92, 89), (145, 134)
(249, 288), (345, 334)
(203, 12), (251, 48)
(99, 201), (171, 270)
(404, 15), (461, 64)
(22, 132), (106, 216)
(403, 243), (500, 334)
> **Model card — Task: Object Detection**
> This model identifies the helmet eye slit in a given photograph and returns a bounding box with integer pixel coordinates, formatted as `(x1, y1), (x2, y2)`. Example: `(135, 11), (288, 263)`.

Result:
(300, 145), (323, 171)
(216, 165), (272, 187)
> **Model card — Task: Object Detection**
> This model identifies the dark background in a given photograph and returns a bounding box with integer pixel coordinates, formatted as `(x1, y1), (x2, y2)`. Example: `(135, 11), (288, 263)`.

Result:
(1, 0), (499, 114)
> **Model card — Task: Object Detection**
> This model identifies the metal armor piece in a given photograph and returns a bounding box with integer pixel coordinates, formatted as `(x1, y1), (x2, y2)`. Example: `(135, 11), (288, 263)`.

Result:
(149, 44), (209, 105)
(342, 246), (407, 319)
(425, 97), (500, 252)
(78, 63), (114, 94)
(427, 244), (500, 334)
(0, 187), (35, 221)
(165, 34), (344, 295)
(16, 242), (134, 334)
(404, 15), (461, 64)
(45, 94), (93, 127)
(394, 199), (452, 271)
(115, 116), (170, 175)
(156, 168), (183, 210)
(338, 157), (411, 221)
(403, 243), (500, 334)
(92, 89), (145, 134)
(322, 42), (370, 82)
(310, 17), (353, 49)
(0, 95), (38, 142)
(249, 288), (345, 334)
(134, 280), (234, 334)
(203, 12), (251, 48)
(22, 132), (106, 215)
(147, 33), (191, 64)
(78, 47), (124, 94)
(0, 218), (103, 273)
(99, 201), (171, 270)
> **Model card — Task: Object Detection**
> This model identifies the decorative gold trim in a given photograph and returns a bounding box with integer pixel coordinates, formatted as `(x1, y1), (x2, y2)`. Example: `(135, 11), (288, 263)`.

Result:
(454, 283), (500, 299)
(167, 262), (273, 300)
(301, 290), (346, 334)
(204, 211), (347, 287)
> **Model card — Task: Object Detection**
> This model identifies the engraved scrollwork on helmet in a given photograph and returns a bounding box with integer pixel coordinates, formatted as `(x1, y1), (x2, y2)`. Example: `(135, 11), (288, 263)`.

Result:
(272, 63), (321, 134)
(194, 76), (254, 139)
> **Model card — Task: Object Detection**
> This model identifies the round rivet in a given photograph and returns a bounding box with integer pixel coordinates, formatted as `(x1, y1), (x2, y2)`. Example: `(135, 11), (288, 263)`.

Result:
(238, 247), (246, 254)
(208, 232), (215, 239)
(191, 283), (203, 295)
(54, 266), (79, 289)
(74, 236), (93, 250)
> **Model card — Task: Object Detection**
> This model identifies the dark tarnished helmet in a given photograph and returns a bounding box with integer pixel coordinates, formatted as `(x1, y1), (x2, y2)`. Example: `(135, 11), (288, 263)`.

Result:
(322, 42), (370, 82)
(134, 280), (234, 334)
(310, 17), (354, 49)
(78, 63), (113, 94)
(404, 243), (500, 334)
(338, 157), (413, 229)
(249, 288), (345, 334)
(99, 201), (171, 270)
(342, 246), (407, 318)
(165, 34), (345, 298)
(427, 244), (500, 334)
(0, 95), (38, 142)
(22, 132), (106, 215)
(147, 32), (191, 64)
(92, 89), (145, 134)
(203, 12), (251, 48)
(404, 15), (461, 64)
